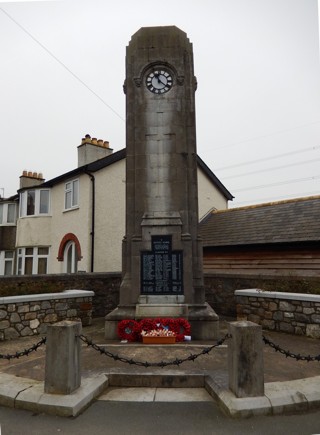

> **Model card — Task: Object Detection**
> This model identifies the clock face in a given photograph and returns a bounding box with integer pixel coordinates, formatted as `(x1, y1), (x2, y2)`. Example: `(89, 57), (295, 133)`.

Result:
(146, 69), (173, 94)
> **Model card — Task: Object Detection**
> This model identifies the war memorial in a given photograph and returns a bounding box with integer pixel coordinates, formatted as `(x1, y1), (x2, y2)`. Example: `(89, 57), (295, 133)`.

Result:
(0, 27), (319, 425)
(105, 26), (219, 340)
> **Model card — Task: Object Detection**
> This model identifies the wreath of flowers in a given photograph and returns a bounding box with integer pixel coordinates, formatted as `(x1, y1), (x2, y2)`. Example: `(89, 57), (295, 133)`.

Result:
(117, 319), (139, 342)
(175, 318), (191, 342)
(117, 318), (191, 342)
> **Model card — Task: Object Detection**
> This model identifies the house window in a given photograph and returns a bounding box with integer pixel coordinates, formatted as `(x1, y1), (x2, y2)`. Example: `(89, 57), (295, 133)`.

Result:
(0, 251), (14, 275)
(40, 190), (50, 214)
(27, 191), (35, 215)
(20, 189), (50, 217)
(17, 247), (49, 275)
(65, 180), (79, 210)
(0, 203), (17, 225)
(63, 241), (78, 273)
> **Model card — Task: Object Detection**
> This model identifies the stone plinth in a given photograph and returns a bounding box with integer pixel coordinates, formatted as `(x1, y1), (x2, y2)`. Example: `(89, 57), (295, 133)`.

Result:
(105, 302), (219, 340)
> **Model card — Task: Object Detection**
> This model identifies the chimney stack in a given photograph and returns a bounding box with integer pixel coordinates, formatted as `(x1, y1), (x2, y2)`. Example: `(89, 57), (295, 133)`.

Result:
(20, 171), (45, 189)
(77, 134), (113, 167)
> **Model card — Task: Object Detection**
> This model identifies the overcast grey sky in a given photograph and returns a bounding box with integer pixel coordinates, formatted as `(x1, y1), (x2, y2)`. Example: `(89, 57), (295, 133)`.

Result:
(1, 0), (320, 208)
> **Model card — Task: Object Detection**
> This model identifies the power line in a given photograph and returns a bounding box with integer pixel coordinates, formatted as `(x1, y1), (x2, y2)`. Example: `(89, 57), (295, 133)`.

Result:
(232, 174), (320, 193)
(211, 121), (320, 152)
(231, 190), (320, 207)
(0, 6), (125, 122)
(222, 157), (320, 180)
(214, 145), (320, 171)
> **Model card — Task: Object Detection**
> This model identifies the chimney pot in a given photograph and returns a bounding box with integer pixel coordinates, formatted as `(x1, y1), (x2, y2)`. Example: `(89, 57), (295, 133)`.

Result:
(27, 171), (32, 177)
(22, 170), (28, 176)
(91, 138), (98, 145)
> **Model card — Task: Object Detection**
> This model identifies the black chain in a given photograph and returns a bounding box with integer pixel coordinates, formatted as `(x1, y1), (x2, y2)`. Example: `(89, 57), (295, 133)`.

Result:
(77, 334), (231, 368)
(2, 333), (318, 366)
(263, 335), (320, 362)
(0, 337), (47, 361)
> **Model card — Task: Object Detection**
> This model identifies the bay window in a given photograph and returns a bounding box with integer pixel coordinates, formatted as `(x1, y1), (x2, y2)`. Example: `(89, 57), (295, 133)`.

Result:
(20, 189), (50, 217)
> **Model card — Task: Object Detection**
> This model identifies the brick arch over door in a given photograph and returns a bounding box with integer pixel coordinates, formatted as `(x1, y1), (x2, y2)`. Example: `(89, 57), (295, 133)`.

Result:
(57, 233), (82, 261)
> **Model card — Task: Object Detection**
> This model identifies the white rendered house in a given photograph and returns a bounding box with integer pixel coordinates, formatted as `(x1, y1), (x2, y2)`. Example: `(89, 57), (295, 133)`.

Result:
(5, 135), (233, 275)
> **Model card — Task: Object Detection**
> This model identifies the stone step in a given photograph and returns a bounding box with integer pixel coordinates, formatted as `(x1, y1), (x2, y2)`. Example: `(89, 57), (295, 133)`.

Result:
(98, 387), (214, 402)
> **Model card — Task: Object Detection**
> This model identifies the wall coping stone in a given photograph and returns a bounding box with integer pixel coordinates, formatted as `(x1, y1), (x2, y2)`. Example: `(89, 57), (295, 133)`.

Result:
(235, 289), (320, 303)
(0, 290), (94, 305)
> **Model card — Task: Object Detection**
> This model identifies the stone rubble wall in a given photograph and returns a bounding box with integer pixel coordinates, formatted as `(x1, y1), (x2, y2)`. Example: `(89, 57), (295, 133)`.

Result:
(204, 273), (320, 318)
(236, 289), (320, 338)
(0, 290), (93, 341)
(0, 273), (121, 318)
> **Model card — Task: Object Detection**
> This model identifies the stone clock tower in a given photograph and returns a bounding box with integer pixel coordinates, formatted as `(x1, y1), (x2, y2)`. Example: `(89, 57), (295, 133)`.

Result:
(105, 26), (219, 339)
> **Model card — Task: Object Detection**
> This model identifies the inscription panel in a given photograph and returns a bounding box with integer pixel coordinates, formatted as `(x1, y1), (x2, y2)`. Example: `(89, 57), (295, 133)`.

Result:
(141, 235), (183, 295)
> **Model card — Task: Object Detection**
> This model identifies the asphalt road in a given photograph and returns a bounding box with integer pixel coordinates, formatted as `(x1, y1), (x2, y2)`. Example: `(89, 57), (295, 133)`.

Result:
(1, 402), (320, 435)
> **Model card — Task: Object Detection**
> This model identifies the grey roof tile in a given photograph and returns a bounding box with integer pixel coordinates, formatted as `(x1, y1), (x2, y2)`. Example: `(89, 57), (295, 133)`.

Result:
(199, 196), (320, 246)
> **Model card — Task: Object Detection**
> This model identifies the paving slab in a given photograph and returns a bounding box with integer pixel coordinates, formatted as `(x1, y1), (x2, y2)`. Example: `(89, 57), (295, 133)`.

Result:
(0, 373), (39, 408)
(0, 373), (108, 417)
(265, 376), (320, 414)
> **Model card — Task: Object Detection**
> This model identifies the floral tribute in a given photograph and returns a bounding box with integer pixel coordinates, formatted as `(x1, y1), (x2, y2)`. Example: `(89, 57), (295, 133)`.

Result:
(117, 318), (191, 342)
(141, 329), (176, 338)
(117, 319), (139, 342)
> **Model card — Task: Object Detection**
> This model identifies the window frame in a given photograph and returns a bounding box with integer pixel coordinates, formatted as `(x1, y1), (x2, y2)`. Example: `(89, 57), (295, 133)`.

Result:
(64, 179), (79, 211)
(17, 247), (50, 275)
(19, 189), (51, 217)
(0, 250), (14, 275)
(0, 202), (17, 225)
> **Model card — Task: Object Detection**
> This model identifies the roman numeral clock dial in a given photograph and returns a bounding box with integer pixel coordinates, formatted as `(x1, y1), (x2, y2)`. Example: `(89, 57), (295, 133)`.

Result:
(146, 69), (173, 94)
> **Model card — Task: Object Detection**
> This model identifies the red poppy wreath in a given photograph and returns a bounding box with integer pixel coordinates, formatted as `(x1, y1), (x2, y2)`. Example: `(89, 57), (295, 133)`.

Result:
(117, 319), (139, 342)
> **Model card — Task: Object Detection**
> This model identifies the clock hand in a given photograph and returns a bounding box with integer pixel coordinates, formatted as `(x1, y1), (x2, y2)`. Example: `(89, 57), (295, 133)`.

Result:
(157, 76), (167, 86)
(154, 72), (164, 85)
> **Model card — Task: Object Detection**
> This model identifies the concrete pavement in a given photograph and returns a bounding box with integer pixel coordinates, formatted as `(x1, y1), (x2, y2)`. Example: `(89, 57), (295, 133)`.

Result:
(2, 399), (320, 435)
(0, 317), (319, 418)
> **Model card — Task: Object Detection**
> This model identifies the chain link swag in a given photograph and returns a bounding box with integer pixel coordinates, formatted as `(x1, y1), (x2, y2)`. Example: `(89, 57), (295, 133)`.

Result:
(262, 335), (320, 362)
(1, 333), (319, 366)
(77, 333), (231, 368)
(0, 337), (46, 360)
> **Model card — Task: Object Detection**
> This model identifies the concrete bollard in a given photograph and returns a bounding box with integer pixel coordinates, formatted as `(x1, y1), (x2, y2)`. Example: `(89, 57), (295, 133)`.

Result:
(228, 321), (264, 398)
(44, 320), (82, 395)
